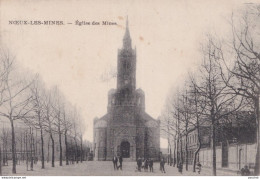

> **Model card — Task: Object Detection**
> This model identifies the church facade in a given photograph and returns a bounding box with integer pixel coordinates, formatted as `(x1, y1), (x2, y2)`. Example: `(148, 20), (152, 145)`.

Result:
(93, 19), (160, 161)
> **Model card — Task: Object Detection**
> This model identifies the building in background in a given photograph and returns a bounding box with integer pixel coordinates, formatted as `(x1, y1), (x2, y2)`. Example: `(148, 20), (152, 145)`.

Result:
(175, 111), (256, 172)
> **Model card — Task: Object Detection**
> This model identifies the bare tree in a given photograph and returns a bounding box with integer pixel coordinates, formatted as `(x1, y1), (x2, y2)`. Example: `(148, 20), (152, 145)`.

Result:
(51, 87), (67, 166)
(1, 124), (10, 166)
(23, 75), (47, 169)
(161, 106), (173, 166)
(162, 90), (185, 167)
(189, 82), (206, 173)
(29, 127), (34, 171)
(0, 50), (33, 174)
(61, 103), (73, 165)
(191, 37), (243, 176)
(177, 89), (192, 171)
(42, 90), (56, 167)
(220, 6), (260, 175)
(76, 110), (86, 163)
(71, 107), (81, 164)
(0, 48), (12, 174)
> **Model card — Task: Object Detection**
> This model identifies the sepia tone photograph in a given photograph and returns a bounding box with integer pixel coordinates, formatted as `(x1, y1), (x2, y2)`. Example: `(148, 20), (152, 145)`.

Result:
(0, 0), (259, 177)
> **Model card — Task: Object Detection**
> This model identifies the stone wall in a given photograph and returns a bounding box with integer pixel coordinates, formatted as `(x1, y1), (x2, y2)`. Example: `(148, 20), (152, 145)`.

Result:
(199, 143), (256, 171)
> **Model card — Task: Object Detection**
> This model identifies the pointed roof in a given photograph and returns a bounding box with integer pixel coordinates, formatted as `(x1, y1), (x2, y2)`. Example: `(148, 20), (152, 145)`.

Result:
(123, 16), (132, 49)
(124, 16), (130, 40)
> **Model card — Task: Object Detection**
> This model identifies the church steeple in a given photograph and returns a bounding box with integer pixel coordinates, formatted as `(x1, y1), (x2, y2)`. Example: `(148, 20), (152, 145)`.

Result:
(117, 17), (136, 91)
(123, 16), (132, 49)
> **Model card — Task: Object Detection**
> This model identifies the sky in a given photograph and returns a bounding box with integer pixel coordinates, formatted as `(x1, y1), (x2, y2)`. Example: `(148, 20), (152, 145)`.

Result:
(0, 0), (255, 148)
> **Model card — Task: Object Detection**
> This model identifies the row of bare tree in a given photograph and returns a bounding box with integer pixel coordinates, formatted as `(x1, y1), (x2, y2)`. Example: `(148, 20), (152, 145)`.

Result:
(0, 48), (88, 174)
(161, 5), (259, 176)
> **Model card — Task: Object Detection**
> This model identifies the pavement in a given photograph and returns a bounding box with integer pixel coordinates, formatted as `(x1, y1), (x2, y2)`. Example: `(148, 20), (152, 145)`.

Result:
(1, 161), (240, 176)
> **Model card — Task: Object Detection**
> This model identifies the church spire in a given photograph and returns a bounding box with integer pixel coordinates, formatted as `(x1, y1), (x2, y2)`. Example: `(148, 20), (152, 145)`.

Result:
(123, 16), (132, 49)
(126, 15), (129, 29)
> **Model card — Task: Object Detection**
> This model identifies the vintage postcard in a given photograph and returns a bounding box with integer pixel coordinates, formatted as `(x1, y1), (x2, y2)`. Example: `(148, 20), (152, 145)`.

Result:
(0, 0), (259, 177)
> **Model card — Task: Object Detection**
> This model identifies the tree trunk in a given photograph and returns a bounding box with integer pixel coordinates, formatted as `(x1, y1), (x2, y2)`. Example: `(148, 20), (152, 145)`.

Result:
(47, 137), (50, 163)
(0, 146), (2, 175)
(30, 127), (33, 171)
(40, 127), (45, 169)
(211, 121), (217, 176)
(193, 87), (201, 173)
(185, 133), (188, 171)
(34, 130), (37, 164)
(80, 135), (83, 163)
(50, 133), (55, 167)
(74, 138), (78, 163)
(20, 134), (22, 165)
(176, 134), (179, 165)
(173, 134), (176, 167)
(65, 130), (69, 165)
(10, 119), (16, 174)
(193, 129), (201, 172)
(59, 131), (62, 166)
(254, 96), (259, 176)
(180, 135), (183, 164)
(23, 133), (26, 162)
(170, 148), (172, 166)
(71, 139), (74, 164)
(26, 132), (28, 171)
(167, 134), (170, 165)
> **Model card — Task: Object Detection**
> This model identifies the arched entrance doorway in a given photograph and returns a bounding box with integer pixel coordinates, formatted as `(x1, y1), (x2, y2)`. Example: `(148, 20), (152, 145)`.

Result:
(120, 141), (130, 158)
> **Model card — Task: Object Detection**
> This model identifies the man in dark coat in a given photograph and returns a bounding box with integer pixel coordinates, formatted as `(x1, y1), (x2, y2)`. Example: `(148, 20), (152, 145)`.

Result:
(144, 159), (149, 172)
(149, 159), (153, 172)
(118, 156), (123, 170)
(178, 161), (183, 174)
(160, 158), (166, 173)
(137, 157), (142, 172)
(112, 156), (118, 170)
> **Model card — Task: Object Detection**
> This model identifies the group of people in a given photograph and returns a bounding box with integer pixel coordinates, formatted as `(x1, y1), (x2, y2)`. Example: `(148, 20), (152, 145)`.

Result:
(112, 155), (123, 170)
(112, 156), (252, 175)
(136, 157), (154, 172)
(176, 161), (202, 174)
(240, 165), (251, 176)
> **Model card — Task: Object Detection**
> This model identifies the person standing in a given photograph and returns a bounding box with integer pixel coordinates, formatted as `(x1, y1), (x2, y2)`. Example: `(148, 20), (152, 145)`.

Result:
(178, 161), (183, 174)
(144, 159), (148, 172)
(149, 158), (153, 172)
(137, 157), (142, 172)
(196, 162), (202, 174)
(160, 158), (166, 173)
(113, 156), (118, 170)
(118, 155), (123, 170)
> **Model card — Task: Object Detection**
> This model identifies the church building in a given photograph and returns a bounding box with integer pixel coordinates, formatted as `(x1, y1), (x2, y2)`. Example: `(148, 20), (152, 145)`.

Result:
(93, 19), (160, 161)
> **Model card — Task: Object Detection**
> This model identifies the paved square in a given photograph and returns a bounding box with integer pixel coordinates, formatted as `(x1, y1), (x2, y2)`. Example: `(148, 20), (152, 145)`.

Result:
(1, 161), (237, 176)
